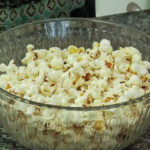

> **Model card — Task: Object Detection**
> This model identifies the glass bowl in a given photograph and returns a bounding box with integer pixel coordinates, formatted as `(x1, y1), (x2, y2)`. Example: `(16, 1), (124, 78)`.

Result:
(0, 18), (150, 150)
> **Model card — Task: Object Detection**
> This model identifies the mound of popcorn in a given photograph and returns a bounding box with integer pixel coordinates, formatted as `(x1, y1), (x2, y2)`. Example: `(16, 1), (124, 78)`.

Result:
(0, 39), (150, 107)
(0, 39), (150, 150)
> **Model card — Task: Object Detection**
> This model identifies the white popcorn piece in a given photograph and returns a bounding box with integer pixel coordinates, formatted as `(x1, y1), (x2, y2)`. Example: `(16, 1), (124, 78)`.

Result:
(92, 99), (105, 106)
(49, 47), (61, 53)
(74, 78), (85, 87)
(0, 63), (7, 72)
(99, 68), (111, 78)
(48, 69), (62, 82)
(124, 86), (144, 100)
(131, 63), (148, 75)
(98, 79), (108, 89)
(67, 55), (76, 65)
(91, 86), (101, 99)
(63, 78), (73, 89)
(93, 41), (100, 49)
(75, 91), (89, 106)
(0, 74), (10, 81)
(118, 62), (130, 72)
(92, 59), (102, 69)
(98, 59), (106, 68)
(40, 82), (52, 96)
(50, 57), (63, 70)
(122, 47), (140, 58)
(118, 96), (129, 103)
(17, 66), (27, 80)
(132, 53), (141, 63)
(100, 39), (113, 53)
(142, 61), (150, 69)
(27, 44), (34, 52)
(22, 52), (34, 64)
(113, 50), (122, 57)
(115, 57), (123, 65)
(68, 63), (84, 76)
(80, 59), (90, 68)
(127, 75), (142, 85)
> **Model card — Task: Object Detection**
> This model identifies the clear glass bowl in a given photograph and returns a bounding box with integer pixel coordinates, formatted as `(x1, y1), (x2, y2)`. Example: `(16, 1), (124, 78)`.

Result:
(0, 18), (150, 150)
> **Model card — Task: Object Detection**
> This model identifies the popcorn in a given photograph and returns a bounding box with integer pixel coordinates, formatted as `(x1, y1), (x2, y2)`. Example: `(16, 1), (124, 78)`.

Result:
(27, 44), (34, 52)
(126, 75), (142, 86)
(49, 47), (61, 54)
(75, 91), (89, 106)
(17, 66), (27, 80)
(98, 79), (108, 89)
(0, 40), (150, 150)
(97, 59), (106, 68)
(22, 52), (34, 64)
(68, 46), (85, 54)
(93, 41), (100, 49)
(123, 47), (140, 56)
(142, 61), (150, 69)
(68, 55), (79, 66)
(63, 78), (73, 89)
(118, 96), (129, 102)
(69, 62), (85, 76)
(40, 82), (52, 97)
(91, 86), (101, 99)
(100, 39), (113, 53)
(118, 62), (130, 72)
(0, 74), (10, 81)
(99, 68), (111, 78)
(132, 53), (141, 63)
(124, 86), (144, 99)
(0, 63), (7, 72)
(0, 41), (149, 107)
(80, 59), (89, 68)
(48, 69), (63, 82)
(115, 57), (123, 64)
(131, 63), (148, 75)
(50, 57), (63, 70)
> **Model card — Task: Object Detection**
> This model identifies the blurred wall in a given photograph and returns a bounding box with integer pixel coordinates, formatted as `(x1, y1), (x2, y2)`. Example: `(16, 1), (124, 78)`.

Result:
(96, 0), (150, 17)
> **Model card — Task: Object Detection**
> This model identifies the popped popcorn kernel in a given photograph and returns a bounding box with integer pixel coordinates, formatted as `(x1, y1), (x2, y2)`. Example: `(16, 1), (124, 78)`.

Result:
(68, 46), (85, 54)
(50, 57), (63, 70)
(100, 39), (113, 53)
(27, 44), (34, 52)
(131, 63), (148, 75)
(93, 42), (100, 48)
(77, 57), (83, 62)
(0, 63), (7, 72)
(0, 39), (150, 107)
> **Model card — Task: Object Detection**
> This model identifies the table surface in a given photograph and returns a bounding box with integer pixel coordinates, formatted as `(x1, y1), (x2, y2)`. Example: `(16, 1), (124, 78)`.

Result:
(0, 9), (150, 150)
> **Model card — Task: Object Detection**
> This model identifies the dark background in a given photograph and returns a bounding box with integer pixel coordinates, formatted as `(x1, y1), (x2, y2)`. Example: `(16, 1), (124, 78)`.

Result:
(0, 0), (96, 17)
(71, 0), (95, 17)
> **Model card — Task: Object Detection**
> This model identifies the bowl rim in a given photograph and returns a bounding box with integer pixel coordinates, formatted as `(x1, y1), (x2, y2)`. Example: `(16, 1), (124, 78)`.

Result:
(0, 17), (150, 111)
